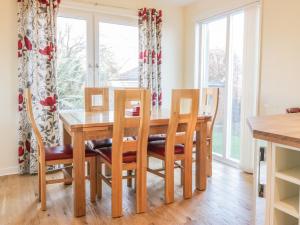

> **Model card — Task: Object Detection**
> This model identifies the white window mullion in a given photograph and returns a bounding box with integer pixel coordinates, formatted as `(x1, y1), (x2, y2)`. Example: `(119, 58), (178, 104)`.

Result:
(199, 24), (205, 89)
(223, 16), (232, 161)
(94, 14), (100, 87)
(86, 13), (95, 87)
(194, 24), (201, 89)
(203, 24), (209, 87)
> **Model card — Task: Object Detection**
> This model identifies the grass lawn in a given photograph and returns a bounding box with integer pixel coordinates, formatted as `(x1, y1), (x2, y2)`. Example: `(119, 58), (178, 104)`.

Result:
(212, 130), (240, 160)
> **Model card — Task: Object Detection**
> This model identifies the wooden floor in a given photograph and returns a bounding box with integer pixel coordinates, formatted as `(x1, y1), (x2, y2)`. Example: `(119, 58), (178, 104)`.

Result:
(0, 161), (256, 225)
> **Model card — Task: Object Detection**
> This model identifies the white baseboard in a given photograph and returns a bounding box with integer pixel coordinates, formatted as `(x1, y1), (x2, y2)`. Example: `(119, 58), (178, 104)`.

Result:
(0, 166), (19, 177)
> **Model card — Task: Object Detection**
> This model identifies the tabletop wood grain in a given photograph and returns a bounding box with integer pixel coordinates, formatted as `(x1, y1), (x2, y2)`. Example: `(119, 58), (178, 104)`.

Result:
(60, 108), (211, 130)
(248, 113), (300, 148)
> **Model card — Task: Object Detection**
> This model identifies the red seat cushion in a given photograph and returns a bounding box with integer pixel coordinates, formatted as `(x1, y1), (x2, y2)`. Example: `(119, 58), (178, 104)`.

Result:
(45, 144), (97, 162)
(87, 139), (112, 150)
(287, 108), (300, 113)
(148, 135), (166, 142)
(97, 147), (136, 164)
(148, 140), (184, 157)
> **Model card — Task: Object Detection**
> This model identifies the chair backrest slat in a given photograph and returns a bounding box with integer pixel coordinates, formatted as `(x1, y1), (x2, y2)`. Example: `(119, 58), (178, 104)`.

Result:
(200, 88), (219, 137)
(124, 117), (141, 128)
(24, 89), (45, 157)
(122, 140), (139, 153)
(165, 89), (199, 151)
(174, 133), (187, 145)
(112, 89), (150, 159)
(109, 87), (141, 109)
(84, 87), (109, 112)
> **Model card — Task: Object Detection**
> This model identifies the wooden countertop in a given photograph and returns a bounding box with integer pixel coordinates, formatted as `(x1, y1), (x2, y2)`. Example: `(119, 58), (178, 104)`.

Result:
(248, 113), (300, 148)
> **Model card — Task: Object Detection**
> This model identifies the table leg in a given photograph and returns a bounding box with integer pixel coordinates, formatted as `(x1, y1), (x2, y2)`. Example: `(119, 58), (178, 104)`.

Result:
(63, 126), (72, 185)
(136, 142), (147, 213)
(195, 122), (207, 191)
(72, 131), (86, 217)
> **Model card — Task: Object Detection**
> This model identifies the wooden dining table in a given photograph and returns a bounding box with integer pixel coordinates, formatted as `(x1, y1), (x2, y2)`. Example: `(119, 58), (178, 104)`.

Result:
(59, 108), (211, 217)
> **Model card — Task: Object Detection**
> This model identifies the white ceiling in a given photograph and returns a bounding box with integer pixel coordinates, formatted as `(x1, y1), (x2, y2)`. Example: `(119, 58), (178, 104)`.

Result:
(159, 0), (198, 6)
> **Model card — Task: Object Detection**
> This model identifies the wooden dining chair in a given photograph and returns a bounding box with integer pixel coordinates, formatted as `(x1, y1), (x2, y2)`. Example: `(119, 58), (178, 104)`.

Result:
(198, 88), (219, 177)
(96, 89), (150, 217)
(85, 87), (138, 149)
(24, 89), (97, 210)
(85, 87), (112, 150)
(147, 89), (199, 204)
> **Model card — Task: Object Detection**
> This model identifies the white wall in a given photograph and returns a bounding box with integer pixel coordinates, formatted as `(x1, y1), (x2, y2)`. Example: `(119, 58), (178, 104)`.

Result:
(182, 0), (257, 88)
(0, 0), (184, 175)
(259, 0), (300, 115)
(0, 0), (18, 175)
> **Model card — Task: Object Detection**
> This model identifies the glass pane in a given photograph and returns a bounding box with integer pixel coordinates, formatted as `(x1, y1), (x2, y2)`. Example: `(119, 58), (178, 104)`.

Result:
(212, 87), (226, 155)
(57, 17), (87, 110)
(229, 12), (244, 160)
(98, 22), (138, 87)
(203, 17), (227, 155)
(99, 22), (138, 109)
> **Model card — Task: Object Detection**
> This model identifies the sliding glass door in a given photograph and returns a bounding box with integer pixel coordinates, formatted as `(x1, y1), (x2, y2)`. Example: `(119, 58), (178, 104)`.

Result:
(199, 11), (245, 163)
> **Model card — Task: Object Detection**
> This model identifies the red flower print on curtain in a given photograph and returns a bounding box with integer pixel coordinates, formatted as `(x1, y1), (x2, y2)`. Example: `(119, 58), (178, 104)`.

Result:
(138, 8), (162, 108)
(17, 0), (61, 174)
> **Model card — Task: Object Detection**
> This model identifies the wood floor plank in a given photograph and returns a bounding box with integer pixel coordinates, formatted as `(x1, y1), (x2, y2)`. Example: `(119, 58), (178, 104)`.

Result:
(0, 161), (255, 225)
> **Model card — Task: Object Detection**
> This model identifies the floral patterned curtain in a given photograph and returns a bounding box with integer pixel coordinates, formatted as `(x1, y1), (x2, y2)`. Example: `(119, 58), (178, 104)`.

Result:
(17, 0), (61, 174)
(138, 8), (162, 108)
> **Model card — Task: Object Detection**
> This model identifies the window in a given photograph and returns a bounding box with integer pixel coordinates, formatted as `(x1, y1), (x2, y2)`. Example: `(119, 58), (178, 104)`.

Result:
(57, 16), (88, 110)
(57, 10), (138, 110)
(197, 11), (245, 163)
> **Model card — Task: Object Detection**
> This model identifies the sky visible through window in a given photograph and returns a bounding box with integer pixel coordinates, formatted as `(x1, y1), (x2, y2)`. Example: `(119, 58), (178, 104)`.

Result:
(99, 22), (138, 75)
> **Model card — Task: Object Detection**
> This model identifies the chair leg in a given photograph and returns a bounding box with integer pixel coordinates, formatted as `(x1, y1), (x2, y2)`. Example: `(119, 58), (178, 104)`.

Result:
(87, 161), (90, 177)
(96, 157), (102, 199)
(111, 165), (122, 217)
(105, 165), (111, 176)
(164, 158), (174, 204)
(38, 163), (41, 202)
(40, 164), (47, 211)
(134, 170), (137, 192)
(89, 158), (97, 203)
(127, 170), (133, 188)
(207, 140), (212, 177)
(63, 163), (73, 185)
(136, 167), (147, 213)
(183, 156), (193, 199)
